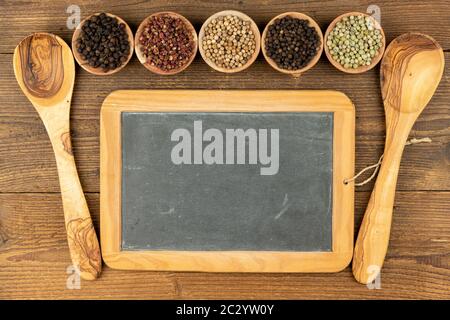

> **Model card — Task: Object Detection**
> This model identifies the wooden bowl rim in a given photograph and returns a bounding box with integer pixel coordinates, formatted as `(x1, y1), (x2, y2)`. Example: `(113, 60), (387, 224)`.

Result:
(71, 12), (134, 76)
(198, 10), (261, 74)
(134, 11), (198, 75)
(261, 12), (324, 75)
(323, 11), (386, 74)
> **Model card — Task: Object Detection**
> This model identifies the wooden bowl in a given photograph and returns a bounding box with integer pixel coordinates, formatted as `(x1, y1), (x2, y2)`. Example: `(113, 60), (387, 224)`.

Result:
(71, 13), (134, 75)
(198, 10), (261, 73)
(324, 12), (386, 74)
(135, 12), (197, 75)
(261, 12), (324, 76)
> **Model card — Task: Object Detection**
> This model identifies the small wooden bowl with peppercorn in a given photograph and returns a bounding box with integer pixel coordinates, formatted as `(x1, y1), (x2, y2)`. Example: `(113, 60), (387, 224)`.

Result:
(135, 12), (198, 75)
(324, 12), (386, 74)
(72, 12), (134, 75)
(199, 10), (261, 73)
(262, 12), (324, 76)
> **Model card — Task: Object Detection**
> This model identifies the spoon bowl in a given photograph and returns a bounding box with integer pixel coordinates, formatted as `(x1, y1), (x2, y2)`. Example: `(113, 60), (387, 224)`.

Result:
(13, 33), (102, 280)
(381, 33), (445, 114)
(15, 33), (75, 106)
(352, 33), (444, 284)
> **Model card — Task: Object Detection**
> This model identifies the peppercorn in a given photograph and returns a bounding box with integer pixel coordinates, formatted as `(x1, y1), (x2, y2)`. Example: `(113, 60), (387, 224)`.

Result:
(202, 15), (256, 70)
(75, 13), (130, 72)
(139, 14), (195, 72)
(265, 16), (321, 70)
(327, 15), (383, 69)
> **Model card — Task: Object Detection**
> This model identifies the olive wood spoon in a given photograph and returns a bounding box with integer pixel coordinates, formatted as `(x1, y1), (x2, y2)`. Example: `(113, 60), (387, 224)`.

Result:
(353, 33), (444, 284)
(13, 33), (101, 280)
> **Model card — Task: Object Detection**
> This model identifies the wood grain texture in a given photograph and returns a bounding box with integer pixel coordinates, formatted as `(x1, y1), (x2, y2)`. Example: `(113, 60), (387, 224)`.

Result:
(13, 33), (101, 280)
(353, 33), (445, 284)
(0, 0), (449, 298)
(17, 35), (64, 98)
(100, 90), (354, 272)
(0, 192), (448, 299)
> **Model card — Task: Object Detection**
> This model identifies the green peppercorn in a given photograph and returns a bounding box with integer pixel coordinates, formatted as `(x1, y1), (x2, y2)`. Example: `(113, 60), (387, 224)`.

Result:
(327, 15), (382, 69)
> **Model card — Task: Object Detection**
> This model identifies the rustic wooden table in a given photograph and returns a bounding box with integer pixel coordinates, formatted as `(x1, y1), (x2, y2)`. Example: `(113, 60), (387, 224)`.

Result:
(0, 0), (449, 299)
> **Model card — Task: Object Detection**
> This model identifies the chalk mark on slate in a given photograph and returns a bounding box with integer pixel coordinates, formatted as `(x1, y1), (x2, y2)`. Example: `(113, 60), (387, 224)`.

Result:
(160, 207), (175, 215)
(274, 194), (291, 220)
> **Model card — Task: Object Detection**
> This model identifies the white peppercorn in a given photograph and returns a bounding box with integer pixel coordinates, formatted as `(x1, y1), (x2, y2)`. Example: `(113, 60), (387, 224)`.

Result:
(202, 15), (256, 69)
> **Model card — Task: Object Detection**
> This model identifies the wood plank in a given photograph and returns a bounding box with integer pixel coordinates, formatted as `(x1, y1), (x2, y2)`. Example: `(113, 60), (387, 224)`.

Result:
(0, 1), (449, 54)
(0, 52), (448, 192)
(0, 192), (448, 299)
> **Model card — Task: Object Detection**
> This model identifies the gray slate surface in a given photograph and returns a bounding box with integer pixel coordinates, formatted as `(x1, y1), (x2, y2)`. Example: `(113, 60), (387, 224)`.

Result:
(121, 112), (333, 252)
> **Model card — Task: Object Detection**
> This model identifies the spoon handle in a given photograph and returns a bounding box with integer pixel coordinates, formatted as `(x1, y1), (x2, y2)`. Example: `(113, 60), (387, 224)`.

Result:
(352, 112), (414, 284)
(39, 104), (101, 280)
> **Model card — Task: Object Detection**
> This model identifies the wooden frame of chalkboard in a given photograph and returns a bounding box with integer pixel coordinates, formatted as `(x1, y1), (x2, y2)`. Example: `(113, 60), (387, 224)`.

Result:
(100, 90), (355, 272)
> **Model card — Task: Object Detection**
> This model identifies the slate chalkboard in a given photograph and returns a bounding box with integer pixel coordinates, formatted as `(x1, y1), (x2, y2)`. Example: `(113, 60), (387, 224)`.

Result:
(100, 90), (354, 272)
(121, 112), (333, 252)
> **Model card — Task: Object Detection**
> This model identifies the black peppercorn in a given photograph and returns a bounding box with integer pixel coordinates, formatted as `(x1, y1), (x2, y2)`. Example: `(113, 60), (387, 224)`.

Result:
(76, 13), (130, 72)
(265, 16), (321, 70)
